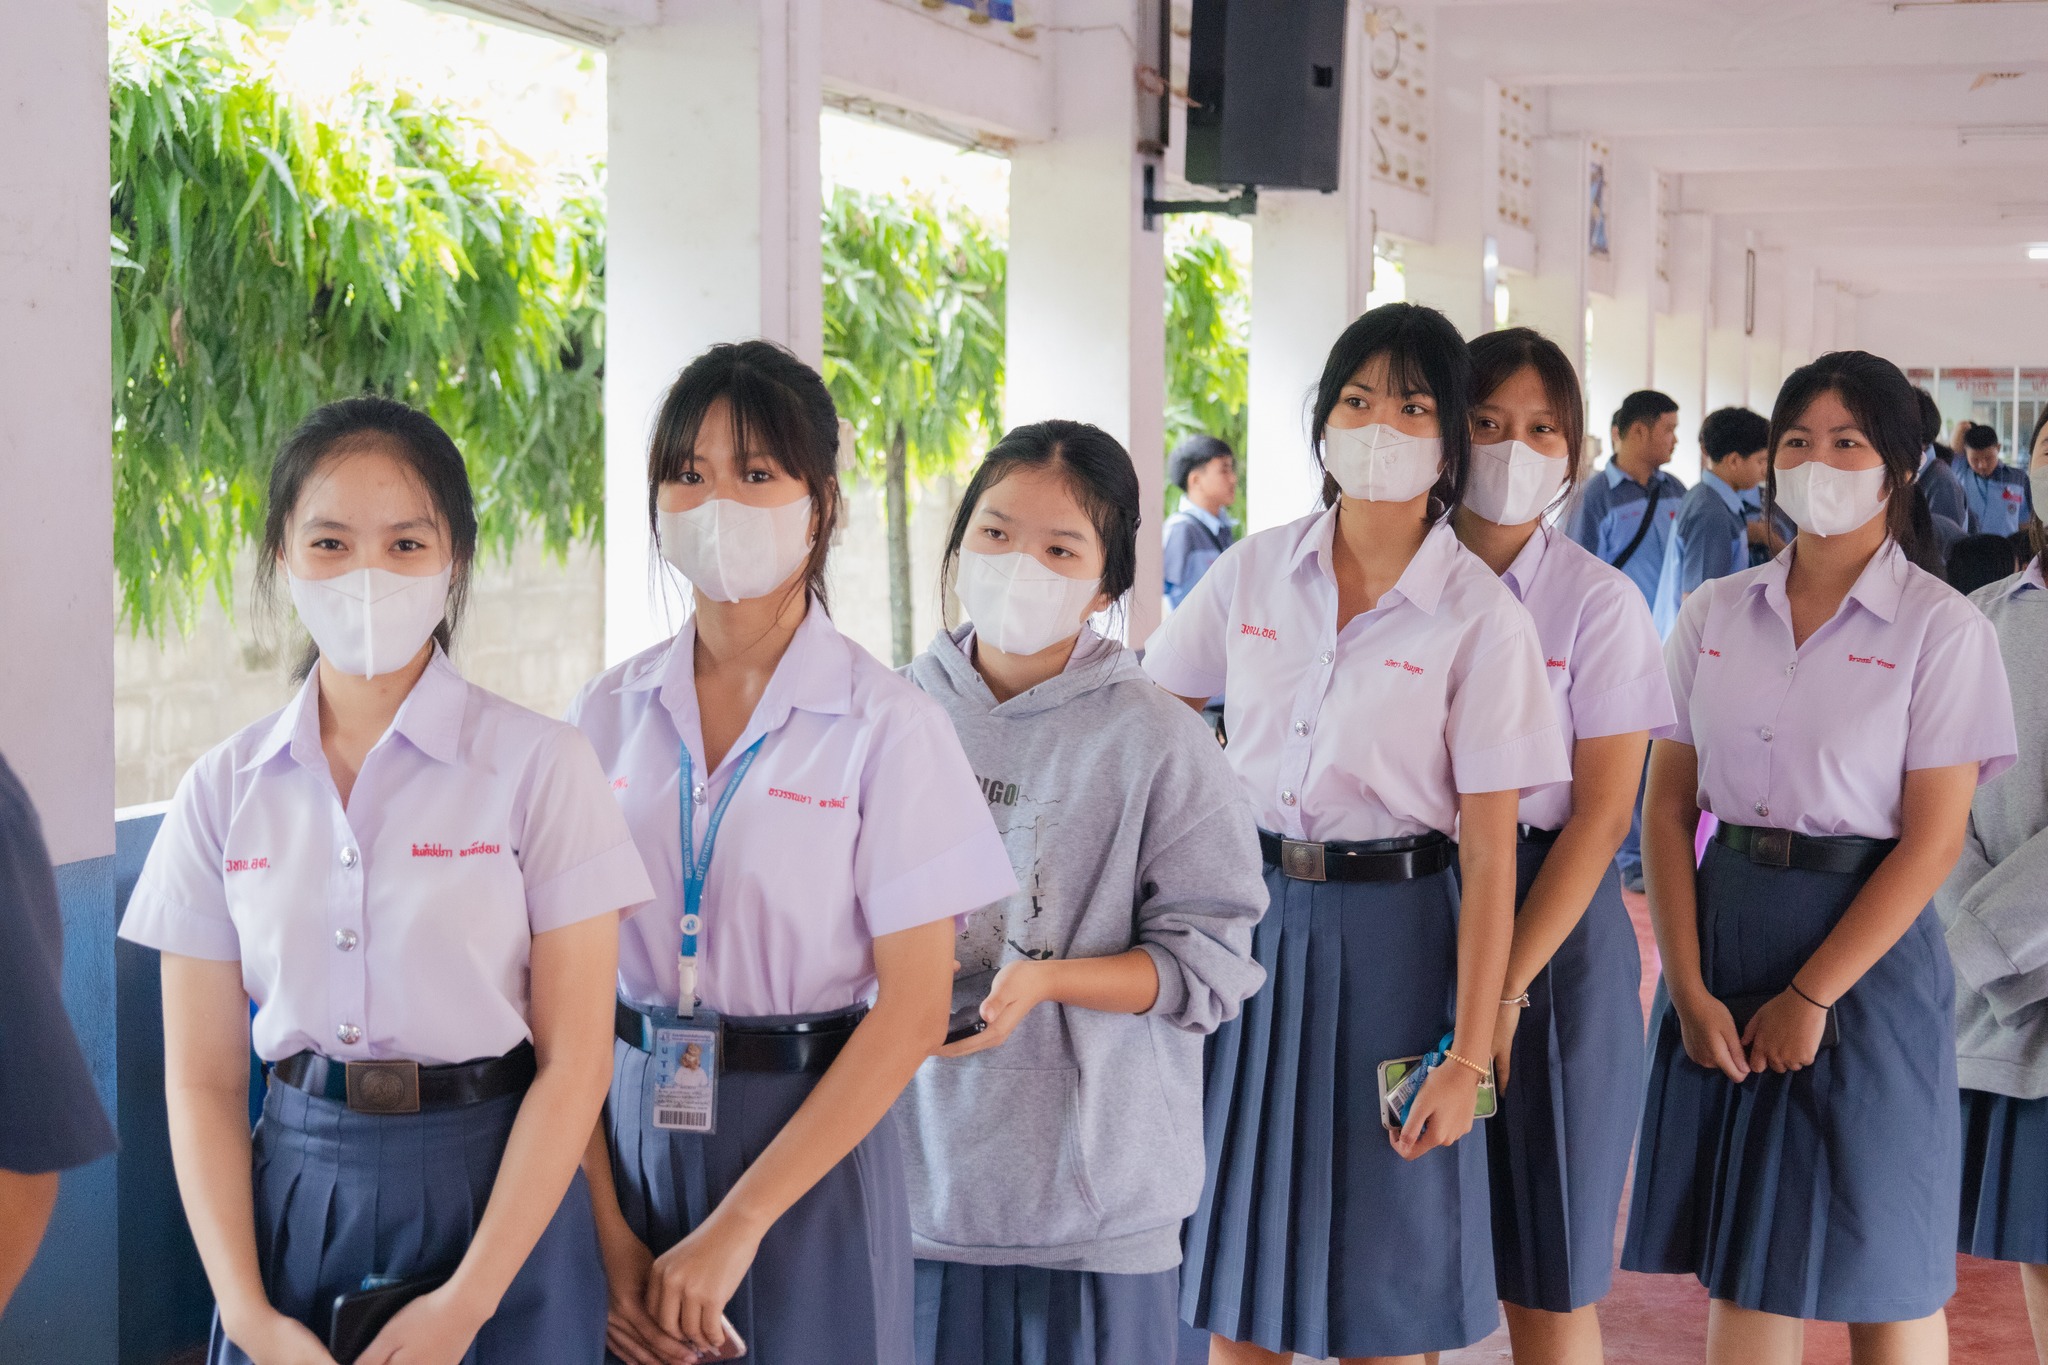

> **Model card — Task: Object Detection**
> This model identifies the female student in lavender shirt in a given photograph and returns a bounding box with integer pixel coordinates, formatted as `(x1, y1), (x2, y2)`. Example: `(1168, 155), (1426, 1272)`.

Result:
(1450, 328), (1676, 1365)
(1622, 351), (2018, 1365)
(570, 342), (1016, 1365)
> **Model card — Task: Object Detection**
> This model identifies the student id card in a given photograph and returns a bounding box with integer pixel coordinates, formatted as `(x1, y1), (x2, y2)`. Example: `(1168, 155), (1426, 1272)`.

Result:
(650, 1010), (720, 1134)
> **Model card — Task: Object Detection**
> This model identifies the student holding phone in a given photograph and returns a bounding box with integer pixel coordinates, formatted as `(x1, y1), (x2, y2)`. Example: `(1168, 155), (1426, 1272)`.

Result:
(122, 398), (653, 1365)
(1144, 303), (1571, 1364)
(1453, 329), (1676, 1364)
(1622, 351), (2017, 1365)
(896, 420), (1266, 1365)
(570, 342), (1015, 1365)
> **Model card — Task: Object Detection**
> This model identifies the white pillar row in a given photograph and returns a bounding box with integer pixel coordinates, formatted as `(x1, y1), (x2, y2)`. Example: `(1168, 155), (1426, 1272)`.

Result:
(1704, 221), (1751, 417)
(1006, 0), (1166, 644)
(1745, 245), (1786, 416)
(1244, 1), (1375, 534)
(602, 0), (823, 664)
(0, 0), (112, 865)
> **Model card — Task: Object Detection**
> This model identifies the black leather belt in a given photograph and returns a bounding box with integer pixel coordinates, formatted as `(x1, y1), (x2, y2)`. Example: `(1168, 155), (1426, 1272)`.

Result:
(1715, 822), (1897, 877)
(269, 1041), (536, 1115)
(1517, 825), (1562, 845)
(1258, 830), (1454, 883)
(615, 1000), (866, 1074)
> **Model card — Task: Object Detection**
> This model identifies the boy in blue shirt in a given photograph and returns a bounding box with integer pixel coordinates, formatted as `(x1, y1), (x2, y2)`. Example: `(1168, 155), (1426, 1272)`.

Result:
(1958, 424), (2035, 536)
(1653, 407), (1777, 635)
(1567, 389), (1686, 610)
(1161, 434), (1238, 609)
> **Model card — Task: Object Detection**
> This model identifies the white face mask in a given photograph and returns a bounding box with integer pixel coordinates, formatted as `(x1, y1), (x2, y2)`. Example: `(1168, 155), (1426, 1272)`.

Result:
(1773, 460), (1889, 537)
(1323, 423), (1445, 503)
(287, 565), (452, 679)
(1466, 439), (1569, 526)
(955, 550), (1102, 657)
(2030, 465), (2048, 520)
(657, 496), (814, 603)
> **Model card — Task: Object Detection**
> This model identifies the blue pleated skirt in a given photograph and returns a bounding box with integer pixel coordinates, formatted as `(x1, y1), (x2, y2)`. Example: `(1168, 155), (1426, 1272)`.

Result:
(1179, 863), (1498, 1359)
(607, 1023), (914, 1365)
(1958, 1087), (2048, 1264)
(914, 1260), (1178, 1365)
(1621, 840), (1960, 1322)
(1485, 843), (1644, 1313)
(210, 1075), (605, 1365)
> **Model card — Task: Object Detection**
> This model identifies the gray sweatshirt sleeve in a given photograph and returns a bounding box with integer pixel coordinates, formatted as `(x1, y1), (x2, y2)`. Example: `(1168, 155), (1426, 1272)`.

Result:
(1943, 817), (2048, 1021)
(1129, 716), (1269, 1034)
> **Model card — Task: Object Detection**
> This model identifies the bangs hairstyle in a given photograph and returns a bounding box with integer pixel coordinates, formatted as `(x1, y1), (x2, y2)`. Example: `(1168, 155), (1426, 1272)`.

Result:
(254, 395), (477, 683)
(1764, 350), (1938, 574)
(942, 419), (1142, 623)
(1310, 302), (1473, 515)
(647, 341), (843, 610)
(1468, 326), (1586, 510)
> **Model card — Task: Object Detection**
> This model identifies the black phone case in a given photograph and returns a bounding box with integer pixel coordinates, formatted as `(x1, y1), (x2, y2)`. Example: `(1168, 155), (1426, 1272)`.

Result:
(327, 1270), (452, 1363)
(1723, 989), (1840, 1050)
(946, 968), (998, 1043)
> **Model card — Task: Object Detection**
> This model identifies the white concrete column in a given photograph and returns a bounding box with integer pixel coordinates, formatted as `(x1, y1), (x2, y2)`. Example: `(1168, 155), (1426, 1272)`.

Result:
(1516, 134), (1590, 398)
(1586, 145), (1660, 462)
(1746, 245), (1786, 415)
(1401, 60), (1491, 337)
(1006, 0), (1166, 644)
(603, 0), (822, 663)
(1653, 210), (1712, 465)
(1704, 222), (1751, 416)
(0, 0), (111, 866)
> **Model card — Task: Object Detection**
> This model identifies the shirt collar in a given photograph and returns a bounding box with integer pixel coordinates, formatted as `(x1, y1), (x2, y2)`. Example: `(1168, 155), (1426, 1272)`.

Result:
(1500, 525), (1552, 604)
(1699, 468), (1746, 516)
(1183, 501), (1232, 536)
(239, 644), (465, 773)
(626, 599), (853, 760)
(1748, 538), (1909, 626)
(1287, 506), (1456, 615)
(2012, 557), (2046, 597)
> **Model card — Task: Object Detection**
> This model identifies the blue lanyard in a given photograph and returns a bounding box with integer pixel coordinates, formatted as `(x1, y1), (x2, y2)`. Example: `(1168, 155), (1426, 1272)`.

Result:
(677, 735), (766, 988)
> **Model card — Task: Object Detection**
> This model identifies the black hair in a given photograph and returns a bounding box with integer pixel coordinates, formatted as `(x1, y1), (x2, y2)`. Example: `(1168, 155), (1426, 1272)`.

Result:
(1963, 423), (2001, 452)
(1914, 388), (1944, 447)
(1468, 326), (1585, 509)
(1168, 433), (1235, 491)
(1947, 533), (2023, 596)
(2029, 406), (2048, 562)
(255, 396), (477, 683)
(943, 420), (1140, 620)
(1615, 389), (1679, 437)
(1764, 350), (1940, 575)
(1309, 302), (1473, 515)
(647, 341), (843, 611)
(1699, 407), (1771, 465)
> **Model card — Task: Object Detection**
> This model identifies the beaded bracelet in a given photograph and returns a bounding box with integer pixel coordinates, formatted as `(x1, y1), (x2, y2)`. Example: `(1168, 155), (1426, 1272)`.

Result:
(1443, 1049), (1490, 1080)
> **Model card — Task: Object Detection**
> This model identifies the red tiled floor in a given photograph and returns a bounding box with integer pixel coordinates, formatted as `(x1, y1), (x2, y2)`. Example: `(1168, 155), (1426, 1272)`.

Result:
(1434, 889), (2040, 1364)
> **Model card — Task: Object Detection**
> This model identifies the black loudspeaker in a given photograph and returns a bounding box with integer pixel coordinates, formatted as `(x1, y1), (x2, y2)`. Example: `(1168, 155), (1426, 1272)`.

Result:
(1185, 0), (1346, 193)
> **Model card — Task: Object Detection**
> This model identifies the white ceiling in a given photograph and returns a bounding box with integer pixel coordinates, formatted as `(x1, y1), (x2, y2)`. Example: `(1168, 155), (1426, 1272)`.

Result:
(1438, 0), (2048, 291)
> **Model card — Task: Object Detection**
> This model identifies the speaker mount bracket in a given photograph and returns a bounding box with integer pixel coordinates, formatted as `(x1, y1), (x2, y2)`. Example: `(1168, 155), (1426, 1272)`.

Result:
(1143, 164), (1258, 231)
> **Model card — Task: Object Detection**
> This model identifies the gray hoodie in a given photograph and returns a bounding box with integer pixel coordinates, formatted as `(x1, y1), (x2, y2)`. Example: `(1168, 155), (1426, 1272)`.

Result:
(896, 625), (1268, 1274)
(1939, 564), (2048, 1098)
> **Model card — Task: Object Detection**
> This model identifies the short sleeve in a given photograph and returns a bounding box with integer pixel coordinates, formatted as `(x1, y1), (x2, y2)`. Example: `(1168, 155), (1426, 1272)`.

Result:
(1448, 611), (1572, 795)
(1161, 517), (1193, 591)
(1569, 577), (1678, 741)
(0, 757), (116, 1173)
(1660, 585), (1714, 747)
(1906, 607), (2018, 782)
(1142, 542), (1236, 699)
(518, 725), (657, 934)
(119, 754), (242, 961)
(1681, 502), (1735, 594)
(853, 701), (1018, 938)
(1567, 478), (1605, 554)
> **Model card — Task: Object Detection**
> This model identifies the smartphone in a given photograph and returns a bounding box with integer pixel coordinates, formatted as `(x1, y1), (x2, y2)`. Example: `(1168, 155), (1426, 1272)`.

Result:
(1376, 1053), (1498, 1132)
(944, 968), (997, 1045)
(682, 1318), (747, 1362)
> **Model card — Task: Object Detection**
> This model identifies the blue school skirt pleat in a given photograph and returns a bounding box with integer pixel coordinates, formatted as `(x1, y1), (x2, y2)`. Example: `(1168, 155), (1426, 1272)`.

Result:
(209, 1074), (605, 1364)
(1179, 862), (1498, 1359)
(1620, 839), (1960, 1322)
(606, 1018), (914, 1365)
(913, 1260), (1178, 1365)
(1958, 1087), (2048, 1264)
(1485, 844), (1644, 1313)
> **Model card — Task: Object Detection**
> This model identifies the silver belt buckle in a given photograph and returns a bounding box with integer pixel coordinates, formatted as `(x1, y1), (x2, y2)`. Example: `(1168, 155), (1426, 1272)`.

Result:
(345, 1059), (422, 1114)
(1279, 838), (1327, 882)
(1751, 827), (1794, 868)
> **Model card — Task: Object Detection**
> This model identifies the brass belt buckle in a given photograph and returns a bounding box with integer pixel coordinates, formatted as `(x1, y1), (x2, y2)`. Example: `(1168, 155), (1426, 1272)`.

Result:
(1751, 827), (1794, 868)
(345, 1060), (422, 1114)
(1279, 838), (1327, 882)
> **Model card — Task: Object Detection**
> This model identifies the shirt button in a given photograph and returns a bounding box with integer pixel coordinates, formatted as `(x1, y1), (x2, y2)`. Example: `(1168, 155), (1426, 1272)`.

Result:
(1293, 720), (1310, 736)
(1319, 650), (1334, 665)
(1281, 790), (1298, 806)
(1759, 726), (1773, 742)
(1754, 802), (1770, 817)
(1785, 662), (1797, 676)
(335, 1023), (362, 1046)
(339, 847), (359, 868)
(334, 929), (358, 951)
(691, 783), (706, 802)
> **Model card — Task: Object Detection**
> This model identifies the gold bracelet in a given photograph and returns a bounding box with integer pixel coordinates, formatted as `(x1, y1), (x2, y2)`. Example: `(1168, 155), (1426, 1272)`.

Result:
(1443, 1049), (1490, 1079)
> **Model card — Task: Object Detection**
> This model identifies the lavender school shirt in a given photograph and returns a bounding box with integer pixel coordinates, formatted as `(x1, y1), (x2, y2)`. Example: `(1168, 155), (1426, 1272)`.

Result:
(1665, 539), (2017, 839)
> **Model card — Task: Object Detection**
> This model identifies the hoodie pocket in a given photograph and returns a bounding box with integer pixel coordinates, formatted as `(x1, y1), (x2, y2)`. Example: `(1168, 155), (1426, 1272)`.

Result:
(901, 1061), (1104, 1251)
